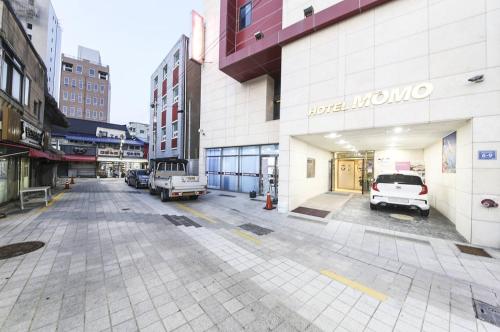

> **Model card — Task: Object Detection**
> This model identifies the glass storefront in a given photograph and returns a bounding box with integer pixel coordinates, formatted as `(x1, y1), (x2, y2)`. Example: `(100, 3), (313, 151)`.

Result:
(206, 144), (278, 194)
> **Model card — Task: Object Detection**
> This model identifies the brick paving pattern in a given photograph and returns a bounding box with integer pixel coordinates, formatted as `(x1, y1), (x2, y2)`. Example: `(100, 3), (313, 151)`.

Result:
(0, 179), (499, 331)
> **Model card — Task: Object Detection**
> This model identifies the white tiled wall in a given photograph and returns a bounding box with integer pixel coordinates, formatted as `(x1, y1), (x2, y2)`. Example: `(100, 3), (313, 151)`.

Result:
(423, 122), (473, 241)
(278, 0), (500, 246)
(279, 136), (332, 212)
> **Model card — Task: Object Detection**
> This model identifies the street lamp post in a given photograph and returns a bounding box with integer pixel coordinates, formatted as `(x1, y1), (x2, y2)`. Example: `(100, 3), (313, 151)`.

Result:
(119, 138), (124, 178)
(150, 100), (158, 167)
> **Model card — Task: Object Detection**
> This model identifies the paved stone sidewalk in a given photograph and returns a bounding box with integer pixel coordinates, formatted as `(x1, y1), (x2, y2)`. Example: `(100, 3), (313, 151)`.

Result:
(0, 179), (499, 332)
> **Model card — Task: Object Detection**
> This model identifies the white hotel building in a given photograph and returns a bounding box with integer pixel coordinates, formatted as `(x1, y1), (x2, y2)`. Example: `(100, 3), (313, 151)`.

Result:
(198, 0), (500, 248)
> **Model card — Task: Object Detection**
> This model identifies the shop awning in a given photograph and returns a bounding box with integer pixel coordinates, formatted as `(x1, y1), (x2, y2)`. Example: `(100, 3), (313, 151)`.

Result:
(29, 149), (62, 161)
(0, 142), (29, 158)
(64, 134), (144, 146)
(63, 155), (97, 162)
(97, 157), (148, 163)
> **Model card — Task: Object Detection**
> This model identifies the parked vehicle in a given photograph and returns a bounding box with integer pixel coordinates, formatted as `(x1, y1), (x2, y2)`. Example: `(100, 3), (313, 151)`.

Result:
(127, 169), (150, 189)
(125, 170), (132, 183)
(149, 159), (207, 201)
(370, 171), (430, 217)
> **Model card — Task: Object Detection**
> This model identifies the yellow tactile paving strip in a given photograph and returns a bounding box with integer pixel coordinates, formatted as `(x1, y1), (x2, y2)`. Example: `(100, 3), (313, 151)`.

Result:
(321, 270), (387, 302)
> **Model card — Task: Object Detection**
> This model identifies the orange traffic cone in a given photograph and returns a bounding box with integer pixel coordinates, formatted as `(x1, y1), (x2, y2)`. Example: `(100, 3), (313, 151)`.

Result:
(64, 179), (70, 189)
(70, 176), (75, 184)
(264, 192), (275, 210)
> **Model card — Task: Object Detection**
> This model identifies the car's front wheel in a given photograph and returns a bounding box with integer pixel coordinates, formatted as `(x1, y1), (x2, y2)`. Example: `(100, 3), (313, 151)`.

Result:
(420, 209), (430, 217)
(135, 182), (139, 189)
(370, 203), (377, 210)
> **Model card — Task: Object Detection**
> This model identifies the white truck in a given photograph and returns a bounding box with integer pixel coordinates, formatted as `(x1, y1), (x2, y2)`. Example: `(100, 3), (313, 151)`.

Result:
(149, 160), (207, 202)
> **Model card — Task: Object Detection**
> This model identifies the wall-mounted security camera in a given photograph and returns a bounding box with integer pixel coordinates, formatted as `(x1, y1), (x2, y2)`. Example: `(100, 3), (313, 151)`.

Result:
(254, 31), (264, 40)
(304, 6), (314, 17)
(468, 74), (484, 83)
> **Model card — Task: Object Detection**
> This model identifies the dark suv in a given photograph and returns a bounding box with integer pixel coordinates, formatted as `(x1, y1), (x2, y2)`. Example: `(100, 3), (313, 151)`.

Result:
(127, 169), (150, 189)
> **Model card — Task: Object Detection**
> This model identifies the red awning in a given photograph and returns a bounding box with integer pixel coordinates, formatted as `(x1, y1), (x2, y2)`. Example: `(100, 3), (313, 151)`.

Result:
(29, 149), (62, 161)
(62, 155), (96, 162)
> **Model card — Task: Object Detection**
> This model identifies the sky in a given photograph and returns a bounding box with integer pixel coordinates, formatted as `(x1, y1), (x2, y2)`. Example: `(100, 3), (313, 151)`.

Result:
(51, 0), (203, 125)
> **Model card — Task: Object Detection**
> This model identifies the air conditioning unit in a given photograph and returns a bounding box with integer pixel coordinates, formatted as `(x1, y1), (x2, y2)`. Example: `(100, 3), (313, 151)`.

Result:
(173, 96), (179, 103)
(161, 135), (167, 142)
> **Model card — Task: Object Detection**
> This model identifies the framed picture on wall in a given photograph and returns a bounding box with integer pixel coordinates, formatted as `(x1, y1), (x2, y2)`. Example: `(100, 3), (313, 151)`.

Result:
(442, 131), (457, 173)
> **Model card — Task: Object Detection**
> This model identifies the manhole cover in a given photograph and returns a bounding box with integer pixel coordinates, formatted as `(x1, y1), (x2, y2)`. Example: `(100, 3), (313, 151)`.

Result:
(389, 213), (414, 221)
(456, 244), (492, 258)
(239, 223), (273, 236)
(0, 241), (45, 260)
(473, 299), (500, 327)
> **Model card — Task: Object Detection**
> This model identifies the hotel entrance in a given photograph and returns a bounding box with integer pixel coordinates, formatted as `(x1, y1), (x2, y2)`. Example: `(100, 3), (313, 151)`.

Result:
(333, 151), (374, 194)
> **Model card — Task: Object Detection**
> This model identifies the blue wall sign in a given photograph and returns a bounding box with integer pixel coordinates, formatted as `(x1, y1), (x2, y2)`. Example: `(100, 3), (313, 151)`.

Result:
(478, 150), (497, 160)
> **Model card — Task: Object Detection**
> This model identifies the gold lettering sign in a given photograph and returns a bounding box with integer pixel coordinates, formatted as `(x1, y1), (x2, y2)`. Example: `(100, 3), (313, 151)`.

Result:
(308, 82), (434, 117)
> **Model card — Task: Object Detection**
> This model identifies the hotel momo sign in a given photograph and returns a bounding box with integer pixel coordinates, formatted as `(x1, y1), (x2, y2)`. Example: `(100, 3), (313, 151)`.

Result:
(308, 82), (434, 117)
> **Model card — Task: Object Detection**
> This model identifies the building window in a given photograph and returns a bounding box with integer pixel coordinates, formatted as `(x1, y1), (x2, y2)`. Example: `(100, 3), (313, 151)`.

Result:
(94, 83), (98, 92)
(79, 79), (83, 89)
(71, 79), (76, 88)
(163, 64), (168, 79)
(173, 86), (179, 100)
(23, 77), (30, 106)
(99, 71), (108, 80)
(173, 50), (180, 66)
(3, 58), (23, 103)
(76, 65), (82, 74)
(62, 106), (68, 114)
(100, 98), (104, 106)
(78, 94), (83, 104)
(76, 107), (82, 117)
(86, 97), (91, 105)
(161, 127), (167, 142)
(89, 68), (95, 77)
(99, 111), (104, 120)
(162, 96), (167, 106)
(154, 75), (158, 86)
(172, 121), (178, 138)
(307, 158), (315, 178)
(87, 82), (92, 91)
(63, 91), (68, 100)
(69, 106), (75, 116)
(93, 97), (97, 106)
(64, 77), (69, 86)
(62, 62), (73, 72)
(93, 110), (97, 119)
(70, 92), (76, 101)
(85, 109), (90, 118)
(239, 2), (252, 30)
(27, 23), (33, 29)
(100, 84), (105, 93)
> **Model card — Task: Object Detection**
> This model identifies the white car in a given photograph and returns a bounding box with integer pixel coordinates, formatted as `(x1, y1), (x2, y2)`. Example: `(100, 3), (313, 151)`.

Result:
(370, 172), (430, 217)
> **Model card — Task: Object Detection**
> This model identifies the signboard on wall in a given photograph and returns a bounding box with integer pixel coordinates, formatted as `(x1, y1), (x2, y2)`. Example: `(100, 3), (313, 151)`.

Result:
(442, 132), (457, 173)
(190, 10), (205, 64)
(478, 150), (497, 160)
(20, 121), (43, 148)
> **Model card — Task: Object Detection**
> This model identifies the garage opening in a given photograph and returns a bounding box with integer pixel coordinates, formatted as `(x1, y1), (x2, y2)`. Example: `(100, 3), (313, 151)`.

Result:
(290, 120), (471, 241)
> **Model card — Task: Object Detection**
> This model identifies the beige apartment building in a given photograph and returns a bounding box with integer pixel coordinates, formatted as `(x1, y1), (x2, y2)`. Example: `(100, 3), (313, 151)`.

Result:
(58, 46), (110, 122)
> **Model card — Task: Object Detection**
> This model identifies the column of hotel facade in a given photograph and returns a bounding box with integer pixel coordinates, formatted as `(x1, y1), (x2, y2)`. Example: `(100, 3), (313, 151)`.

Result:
(199, 0), (500, 248)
